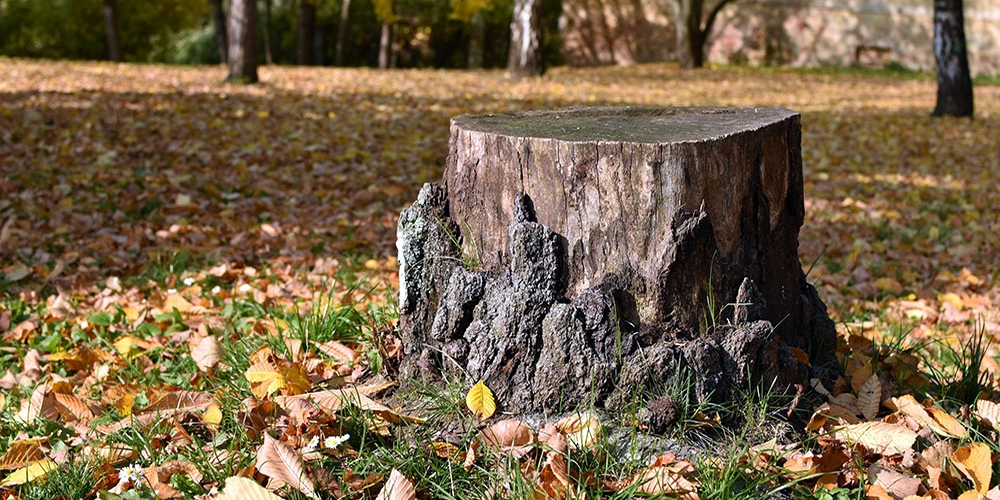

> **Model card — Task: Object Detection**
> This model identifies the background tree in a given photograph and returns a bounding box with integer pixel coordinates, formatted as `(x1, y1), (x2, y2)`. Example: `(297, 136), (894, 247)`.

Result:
(226, 0), (259, 82)
(209, 0), (228, 63)
(374, 0), (395, 68)
(335, 0), (352, 65)
(263, 0), (274, 64)
(102, 0), (122, 61)
(675, 0), (735, 68)
(298, 0), (316, 64)
(932, 0), (974, 117)
(507, 0), (543, 76)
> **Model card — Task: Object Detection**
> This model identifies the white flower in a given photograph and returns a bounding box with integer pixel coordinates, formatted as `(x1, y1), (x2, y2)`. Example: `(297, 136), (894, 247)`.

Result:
(304, 435), (320, 452)
(183, 277), (195, 286)
(118, 463), (144, 485)
(238, 283), (252, 293)
(324, 434), (350, 449)
(211, 286), (221, 294)
(167, 288), (177, 295)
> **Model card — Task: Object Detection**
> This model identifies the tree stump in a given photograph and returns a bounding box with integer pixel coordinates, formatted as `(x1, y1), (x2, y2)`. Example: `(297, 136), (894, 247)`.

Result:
(397, 106), (837, 414)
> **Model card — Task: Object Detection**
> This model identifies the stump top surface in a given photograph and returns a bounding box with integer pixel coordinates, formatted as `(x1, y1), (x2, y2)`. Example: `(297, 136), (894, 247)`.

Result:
(451, 106), (798, 143)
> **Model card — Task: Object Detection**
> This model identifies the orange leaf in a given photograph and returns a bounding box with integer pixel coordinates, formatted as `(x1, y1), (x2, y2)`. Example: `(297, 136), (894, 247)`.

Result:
(952, 443), (992, 494)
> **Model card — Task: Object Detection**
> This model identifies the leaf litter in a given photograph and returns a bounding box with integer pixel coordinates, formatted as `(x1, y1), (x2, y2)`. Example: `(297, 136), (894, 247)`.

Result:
(0, 59), (999, 497)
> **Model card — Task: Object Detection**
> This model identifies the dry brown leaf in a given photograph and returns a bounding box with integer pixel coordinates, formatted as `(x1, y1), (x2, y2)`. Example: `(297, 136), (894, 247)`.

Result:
(865, 484), (894, 500)
(834, 421), (917, 455)
(952, 443), (992, 494)
(276, 387), (420, 424)
(975, 400), (1000, 432)
(869, 463), (921, 499)
(538, 423), (568, 455)
(481, 419), (535, 458)
(0, 442), (45, 471)
(316, 341), (359, 364)
(256, 433), (319, 499)
(857, 374), (882, 421)
(925, 406), (968, 439)
(217, 476), (283, 500)
(52, 392), (94, 422)
(956, 491), (983, 500)
(375, 468), (417, 500)
(189, 335), (222, 372)
(619, 455), (699, 499)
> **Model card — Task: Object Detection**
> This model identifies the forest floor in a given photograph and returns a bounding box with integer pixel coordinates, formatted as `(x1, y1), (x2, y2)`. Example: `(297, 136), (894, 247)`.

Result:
(1, 58), (999, 499)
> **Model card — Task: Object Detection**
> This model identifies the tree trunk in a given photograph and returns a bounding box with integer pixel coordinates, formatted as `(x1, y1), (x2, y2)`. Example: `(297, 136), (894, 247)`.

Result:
(335, 0), (352, 66)
(226, 0), (259, 83)
(298, 0), (316, 65)
(507, 0), (544, 77)
(397, 107), (838, 413)
(378, 23), (393, 69)
(675, 0), (733, 68)
(102, 0), (122, 62)
(263, 0), (274, 65)
(210, 0), (228, 64)
(468, 12), (485, 69)
(932, 0), (974, 117)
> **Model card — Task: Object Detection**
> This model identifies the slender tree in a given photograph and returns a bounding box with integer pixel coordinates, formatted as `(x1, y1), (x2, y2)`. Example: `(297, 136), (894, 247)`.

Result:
(507, 0), (544, 77)
(209, 0), (228, 64)
(263, 0), (274, 64)
(675, 0), (734, 68)
(102, 0), (122, 62)
(226, 0), (259, 83)
(932, 0), (974, 117)
(374, 0), (395, 69)
(298, 0), (316, 65)
(336, 0), (353, 66)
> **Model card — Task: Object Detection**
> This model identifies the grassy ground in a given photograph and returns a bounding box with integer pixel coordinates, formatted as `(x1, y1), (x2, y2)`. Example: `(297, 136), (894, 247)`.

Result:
(1, 58), (999, 499)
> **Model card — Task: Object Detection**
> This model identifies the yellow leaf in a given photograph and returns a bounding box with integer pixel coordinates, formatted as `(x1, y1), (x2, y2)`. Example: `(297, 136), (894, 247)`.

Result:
(1, 459), (56, 486)
(465, 380), (496, 420)
(245, 360), (286, 399)
(952, 443), (991, 494)
(0, 442), (45, 471)
(857, 374), (881, 421)
(203, 403), (223, 425)
(163, 293), (194, 313)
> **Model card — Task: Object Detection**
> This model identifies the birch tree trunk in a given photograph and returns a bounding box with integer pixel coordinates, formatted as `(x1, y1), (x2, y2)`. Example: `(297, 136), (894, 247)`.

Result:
(336, 0), (353, 66)
(507, 0), (544, 77)
(379, 23), (392, 69)
(226, 0), (259, 83)
(932, 0), (974, 117)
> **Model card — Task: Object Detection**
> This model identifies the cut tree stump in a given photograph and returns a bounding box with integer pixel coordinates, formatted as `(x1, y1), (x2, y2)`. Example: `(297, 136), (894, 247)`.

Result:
(397, 106), (837, 414)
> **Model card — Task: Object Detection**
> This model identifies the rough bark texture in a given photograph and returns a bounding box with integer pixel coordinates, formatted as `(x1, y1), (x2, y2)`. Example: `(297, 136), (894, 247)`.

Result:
(932, 0), (974, 117)
(210, 0), (228, 64)
(398, 106), (838, 414)
(507, 0), (544, 77)
(226, 0), (259, 83)
(102, 0), (122, 62)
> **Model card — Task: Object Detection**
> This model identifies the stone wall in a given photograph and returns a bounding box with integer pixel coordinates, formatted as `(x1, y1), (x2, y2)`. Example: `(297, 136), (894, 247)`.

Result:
(560, 0), (1000, 75)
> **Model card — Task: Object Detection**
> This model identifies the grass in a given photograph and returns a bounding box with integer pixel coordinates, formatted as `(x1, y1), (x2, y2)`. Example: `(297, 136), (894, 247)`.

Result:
(1, 58), (999, 498)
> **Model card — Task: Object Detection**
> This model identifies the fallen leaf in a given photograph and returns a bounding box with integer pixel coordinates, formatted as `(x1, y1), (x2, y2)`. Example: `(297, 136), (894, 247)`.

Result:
(857, 374), (882, 421)
(834, 421), (917, 455)
(952, 443), (992, 494)
(217, 476), (284, 500)
(555, 411), (602, 450)
(465, 380), (496, 420)
(375, 468), (417, 500)
(481, 419), (535, 458)
(0, 459), (56, 486)
(256, 433), (319, 499)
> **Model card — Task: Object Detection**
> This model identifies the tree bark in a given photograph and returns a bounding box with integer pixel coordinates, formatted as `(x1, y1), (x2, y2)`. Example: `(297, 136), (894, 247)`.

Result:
(226, 0), (259, 83)
(210, 0), (228, 64)
(102, 0), (122, 62)
(335, 0), (352, 66)
(298, 0), (316, 65)
(932, 0), (974, 117)
(507, 0), (544, 77)
(398, 107), (838, 413)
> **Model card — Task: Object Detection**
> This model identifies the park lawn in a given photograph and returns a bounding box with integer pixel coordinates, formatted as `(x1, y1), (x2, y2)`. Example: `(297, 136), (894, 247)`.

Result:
(0, 58), (999, 499)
